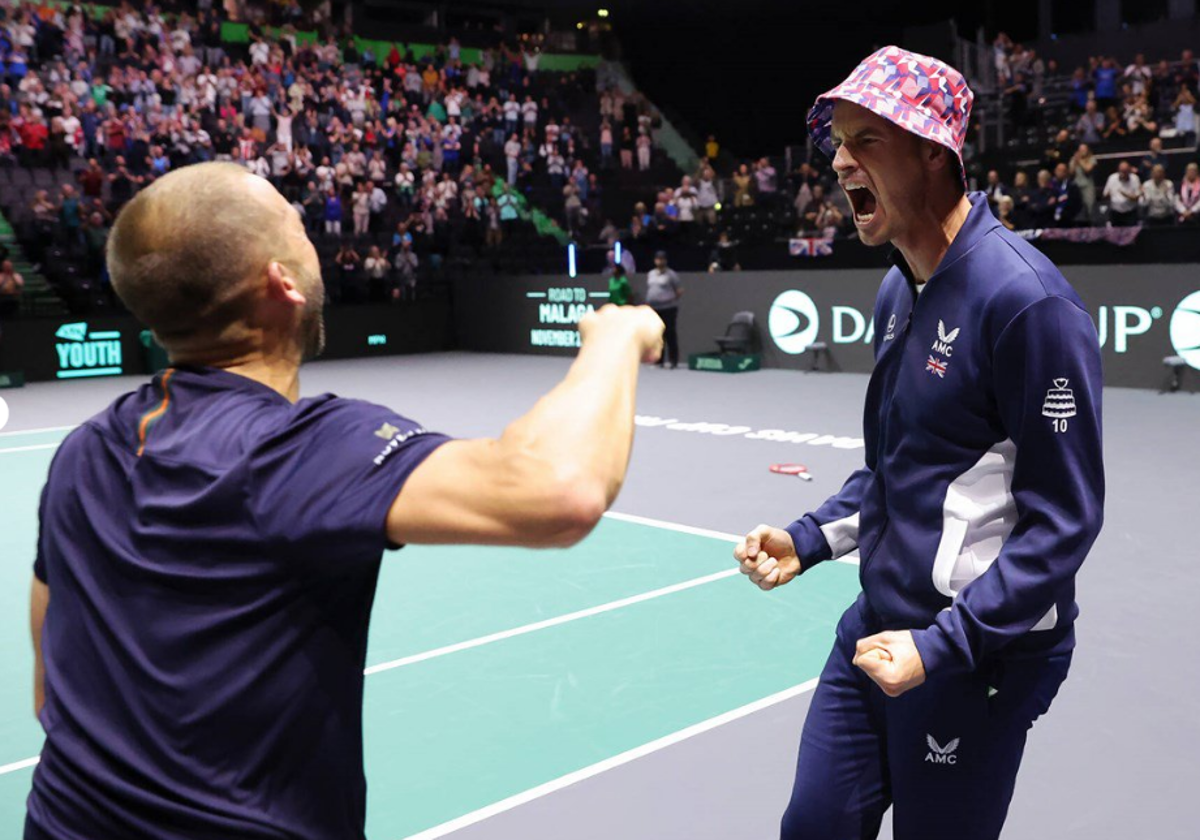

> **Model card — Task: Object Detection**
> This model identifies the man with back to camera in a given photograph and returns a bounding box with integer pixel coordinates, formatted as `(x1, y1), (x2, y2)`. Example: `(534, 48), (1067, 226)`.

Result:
(25, 162), (664, 839)
(731, 47), (1104, 839)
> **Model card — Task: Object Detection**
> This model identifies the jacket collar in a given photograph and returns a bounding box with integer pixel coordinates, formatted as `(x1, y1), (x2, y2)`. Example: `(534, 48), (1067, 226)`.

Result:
(888, 191), (1000, 292)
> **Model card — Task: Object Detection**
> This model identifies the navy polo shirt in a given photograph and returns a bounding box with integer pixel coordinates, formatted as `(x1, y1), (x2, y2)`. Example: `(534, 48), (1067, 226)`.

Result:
(28, 366), (449, 839)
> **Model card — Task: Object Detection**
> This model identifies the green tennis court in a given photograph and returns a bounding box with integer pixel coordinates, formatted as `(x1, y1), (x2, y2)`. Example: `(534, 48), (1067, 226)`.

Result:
(0, 425), (861, 839)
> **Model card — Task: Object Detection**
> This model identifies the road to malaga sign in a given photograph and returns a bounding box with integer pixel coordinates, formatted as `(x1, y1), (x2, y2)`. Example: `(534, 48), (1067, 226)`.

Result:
(526, 286), (611, 348)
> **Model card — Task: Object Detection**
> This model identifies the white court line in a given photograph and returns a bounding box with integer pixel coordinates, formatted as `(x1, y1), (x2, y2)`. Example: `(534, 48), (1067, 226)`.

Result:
(0, 511), (756, 775)
(399, 678), (821, 840)
(0, 756), (39, 775)
(364, 567), (740, 676)
(605, 510), (860, 567)
(0, 424), (78, 438)
(603, 510), (742, 543)
(0, 443), (63, 455)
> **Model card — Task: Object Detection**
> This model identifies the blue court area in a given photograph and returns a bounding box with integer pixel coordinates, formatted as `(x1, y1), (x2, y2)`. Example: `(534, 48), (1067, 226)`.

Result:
(0, 425), (860, 839)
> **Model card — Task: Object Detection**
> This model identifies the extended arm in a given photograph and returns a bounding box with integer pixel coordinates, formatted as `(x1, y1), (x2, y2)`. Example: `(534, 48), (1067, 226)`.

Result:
(387, 306), (663, 548)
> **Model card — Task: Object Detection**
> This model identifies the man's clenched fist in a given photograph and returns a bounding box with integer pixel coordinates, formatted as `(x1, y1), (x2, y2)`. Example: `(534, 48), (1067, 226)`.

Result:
(734, 524), (802, 590)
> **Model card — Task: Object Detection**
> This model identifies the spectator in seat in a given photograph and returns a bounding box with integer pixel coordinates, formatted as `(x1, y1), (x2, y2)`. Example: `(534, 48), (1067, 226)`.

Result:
(323, 188), (343, 237)
(636, 130), (652, 172)
(1004, 72), (1029, 127)
(675, 176), (699, 237)
(504, 133), (521, 185)
(1093, 57), (1120, 110)
(705, 135), (719, 162)
(107, 157), (142, 213)
(1140, 164), (1177, 226)
(1124, 53), (1152, 98)
(983, 169), (1007, 211)
(619, 126), (635, 170)
(20, 114), (49, 166)
(363, 245), (389, 301)
(1075, 100), (1105, 146)
(1051, 163), (1082, 227)
(1028, 169), (1056, 228)
(1101, 105), (1128, 142)
(82, 211), (110, 274)
(1139, 138), (1168, 183)
(335, 243), (363, 303)
(754, 157), (778, 207)
(48, 116), (71, 170)
(599, 120), (613, 168)
(484, 198), (502, 249)
(1177, 162), (1200, 224)
(392, 240), (419, 302)
(1067, 67), (1091, 113)
(563, 182), (584, 236)
(302, 182), (324, 235)
(78, 159), (106, 201)
(708, 231), (741, 272)
(1151, 59), (1178, 122)
(801, 184), (844, 235)
(496, 182), (520, 239)
(1173, 86), (1197, 145)
(996, 195), (1017, 231)
(1069, 144), (1099, 223)
(1124, 92), (1158, 138)
(1103, 160), (1142, 226)
(732, 163), (754, 207)
(597, 219), (619, 247)
(605, 246), (637, 277)
(1175, 49), (1200, 97)
(59, 185), (84, 253)
(1042, 129), (1074, 173)
(0, 260), (24, 318)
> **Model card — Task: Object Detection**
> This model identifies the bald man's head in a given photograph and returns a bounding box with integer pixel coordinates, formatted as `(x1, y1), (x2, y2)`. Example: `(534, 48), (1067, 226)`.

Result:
(108, 162), (323, 359)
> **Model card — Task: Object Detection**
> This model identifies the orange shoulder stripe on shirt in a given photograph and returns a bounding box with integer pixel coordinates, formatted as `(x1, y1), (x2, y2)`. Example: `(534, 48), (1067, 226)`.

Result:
(136, 368), (176, 457)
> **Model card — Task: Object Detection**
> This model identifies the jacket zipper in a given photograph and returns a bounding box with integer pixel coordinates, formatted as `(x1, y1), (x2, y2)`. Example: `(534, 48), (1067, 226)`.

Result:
(861, 284), (919, 575)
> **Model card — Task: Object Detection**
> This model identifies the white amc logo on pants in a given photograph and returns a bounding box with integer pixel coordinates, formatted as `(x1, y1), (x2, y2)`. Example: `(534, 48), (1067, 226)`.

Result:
(925, 735), (960, 765)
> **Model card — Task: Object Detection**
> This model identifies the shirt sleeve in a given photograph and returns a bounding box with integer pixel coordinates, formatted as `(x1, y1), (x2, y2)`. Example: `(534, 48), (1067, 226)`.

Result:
(33, 479), (50, 583)
(250, 397), (451, 564)
(911, 295), (1104, 676)
(784, 466), (874, 572)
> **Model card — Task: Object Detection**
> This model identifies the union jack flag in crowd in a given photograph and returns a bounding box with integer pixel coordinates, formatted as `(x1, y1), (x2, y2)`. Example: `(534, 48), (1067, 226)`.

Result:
(926, 356), (948, 378)
(789, 236), (834, 258)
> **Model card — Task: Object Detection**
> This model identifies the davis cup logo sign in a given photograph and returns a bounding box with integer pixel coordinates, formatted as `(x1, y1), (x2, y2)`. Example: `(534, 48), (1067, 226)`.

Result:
(1170, 290), (1200, 370)
(769, 290), (820, 354)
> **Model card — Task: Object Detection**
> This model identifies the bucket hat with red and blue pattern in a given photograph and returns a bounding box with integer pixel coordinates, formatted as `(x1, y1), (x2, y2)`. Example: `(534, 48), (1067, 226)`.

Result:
(807, 45), (974, 186)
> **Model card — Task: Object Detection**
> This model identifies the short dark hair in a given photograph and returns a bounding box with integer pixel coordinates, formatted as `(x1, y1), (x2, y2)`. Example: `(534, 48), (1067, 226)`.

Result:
(107, 163), (284, 346)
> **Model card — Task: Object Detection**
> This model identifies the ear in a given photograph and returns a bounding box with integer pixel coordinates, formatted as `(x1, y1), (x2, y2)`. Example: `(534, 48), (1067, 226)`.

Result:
(265, 260), (307, 308)
(924, 140), (950, 175)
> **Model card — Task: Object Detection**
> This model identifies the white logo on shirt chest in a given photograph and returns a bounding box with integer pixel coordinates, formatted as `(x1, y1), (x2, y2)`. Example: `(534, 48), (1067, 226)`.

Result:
(931, 319), (961, 357)
(926, 319), (960, 378)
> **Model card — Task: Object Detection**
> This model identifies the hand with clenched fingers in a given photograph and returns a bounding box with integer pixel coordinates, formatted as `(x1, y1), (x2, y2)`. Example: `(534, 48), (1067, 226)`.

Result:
(733, 524), (802, 591)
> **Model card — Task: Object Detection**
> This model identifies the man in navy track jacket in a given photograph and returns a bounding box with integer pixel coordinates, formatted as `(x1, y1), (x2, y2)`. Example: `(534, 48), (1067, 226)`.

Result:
(733, 47), (1104, 840)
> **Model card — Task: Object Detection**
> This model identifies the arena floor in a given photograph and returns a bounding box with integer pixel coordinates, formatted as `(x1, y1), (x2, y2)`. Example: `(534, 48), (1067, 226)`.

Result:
(0, 353), (1195, 839)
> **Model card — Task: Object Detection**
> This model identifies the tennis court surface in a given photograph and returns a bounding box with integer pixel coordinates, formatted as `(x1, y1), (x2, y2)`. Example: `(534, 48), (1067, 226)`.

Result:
(1, 353), (1195, 839)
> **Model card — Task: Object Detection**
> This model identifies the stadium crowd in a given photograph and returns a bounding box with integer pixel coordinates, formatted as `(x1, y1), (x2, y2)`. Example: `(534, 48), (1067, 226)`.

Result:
(601, 36), (1200, 260)
(0, 0), (674, 307)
